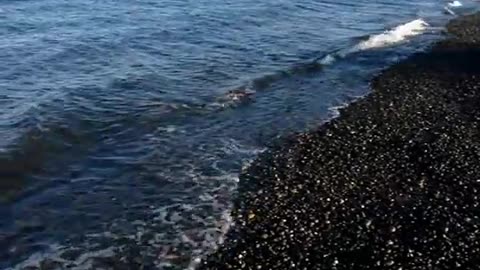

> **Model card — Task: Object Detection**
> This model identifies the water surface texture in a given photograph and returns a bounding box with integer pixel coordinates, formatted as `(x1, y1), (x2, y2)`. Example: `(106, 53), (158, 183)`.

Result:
(0, 0), (475, 269)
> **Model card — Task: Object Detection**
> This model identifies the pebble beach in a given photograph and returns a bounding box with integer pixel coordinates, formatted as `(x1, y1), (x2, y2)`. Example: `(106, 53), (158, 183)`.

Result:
(200, 12), (480, 270)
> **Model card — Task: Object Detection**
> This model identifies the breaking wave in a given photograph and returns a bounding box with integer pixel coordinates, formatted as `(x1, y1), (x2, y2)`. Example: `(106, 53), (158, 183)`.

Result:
(355, 19), (429, 50)
(226, 18), (431, 101)
(319, 18), (429, 66)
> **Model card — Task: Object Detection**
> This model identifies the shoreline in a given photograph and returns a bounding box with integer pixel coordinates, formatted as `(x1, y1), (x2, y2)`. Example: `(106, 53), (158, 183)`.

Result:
(200, 12), (480, 269)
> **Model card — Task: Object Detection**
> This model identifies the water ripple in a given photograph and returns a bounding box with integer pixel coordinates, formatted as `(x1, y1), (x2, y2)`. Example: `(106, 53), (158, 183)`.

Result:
(0, 0), (472, 269)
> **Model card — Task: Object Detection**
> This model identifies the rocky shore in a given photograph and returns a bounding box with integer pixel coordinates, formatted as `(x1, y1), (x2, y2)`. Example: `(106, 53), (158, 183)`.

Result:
(200, 13), (480, 270)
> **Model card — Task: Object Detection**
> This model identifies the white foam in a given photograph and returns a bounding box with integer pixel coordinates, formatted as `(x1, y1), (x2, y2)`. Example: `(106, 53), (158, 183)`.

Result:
(444, 6), (456, 15)
(448, 1), (462, 7)
(319, 54), (336, 65)
(315, 19), (429, 67)
(7, 244), (116, 270)
(328, 104), (347, 118)
(187, 210), (233, 270)
(354, 19), (429, 51)
(157, 125), (177, 133)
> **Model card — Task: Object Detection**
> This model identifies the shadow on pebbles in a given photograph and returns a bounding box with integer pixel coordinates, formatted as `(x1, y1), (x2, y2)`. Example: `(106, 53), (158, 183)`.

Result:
(200, 13), (480, 270)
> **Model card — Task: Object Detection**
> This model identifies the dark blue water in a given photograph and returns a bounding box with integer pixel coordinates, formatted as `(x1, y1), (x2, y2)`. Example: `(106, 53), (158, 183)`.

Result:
(0, 0), (476, 269)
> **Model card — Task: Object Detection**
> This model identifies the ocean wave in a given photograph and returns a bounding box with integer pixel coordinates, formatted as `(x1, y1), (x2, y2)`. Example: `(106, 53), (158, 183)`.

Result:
(319, 18), (430, 65)
(448, 0), (463, 8)
(4, 137), (261, 270)
(226, 18), (431, 101)
(6, 245), (116, 270)
(354, 19), (429, 50)
(445, 0), (463, 15)
(444, 7), (456, 15)
(0, 17), (433, 201)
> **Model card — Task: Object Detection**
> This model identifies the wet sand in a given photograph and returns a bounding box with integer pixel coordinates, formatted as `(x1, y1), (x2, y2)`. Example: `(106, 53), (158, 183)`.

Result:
(200, 13), (480, 270)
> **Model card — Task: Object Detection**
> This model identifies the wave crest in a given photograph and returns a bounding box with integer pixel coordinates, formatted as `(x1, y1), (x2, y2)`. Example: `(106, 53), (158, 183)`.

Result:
(355, 19), (429, 51)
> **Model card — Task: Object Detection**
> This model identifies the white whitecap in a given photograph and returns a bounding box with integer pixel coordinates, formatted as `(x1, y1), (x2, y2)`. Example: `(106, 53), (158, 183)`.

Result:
(319, 54), (336, 65)
(354, 19), (429, 51)
(444, 7), (456, 15)
(448, 1), (462, 7)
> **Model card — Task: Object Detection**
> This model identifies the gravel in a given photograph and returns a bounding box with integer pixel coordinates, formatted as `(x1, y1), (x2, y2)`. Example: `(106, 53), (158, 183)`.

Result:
(200, 12), (480, 270)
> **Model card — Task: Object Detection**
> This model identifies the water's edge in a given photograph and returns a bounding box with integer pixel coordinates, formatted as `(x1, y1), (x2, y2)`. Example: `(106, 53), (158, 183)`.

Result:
(1, 1), (471, 269)
(200, 11), (480, 269)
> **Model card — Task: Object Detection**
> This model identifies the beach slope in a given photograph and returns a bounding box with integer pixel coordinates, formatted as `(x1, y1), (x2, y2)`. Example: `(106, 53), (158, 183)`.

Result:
(200, 12), (480, 270)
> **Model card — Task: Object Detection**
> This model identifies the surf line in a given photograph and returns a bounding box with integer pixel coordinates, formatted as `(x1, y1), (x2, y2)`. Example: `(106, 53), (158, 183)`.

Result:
(319, 18), (430, 65)
(217, 18), (430, 107)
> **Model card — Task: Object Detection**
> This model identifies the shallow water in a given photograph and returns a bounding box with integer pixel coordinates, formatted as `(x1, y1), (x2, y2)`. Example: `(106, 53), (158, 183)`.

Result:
(0, 0), (476, 269)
